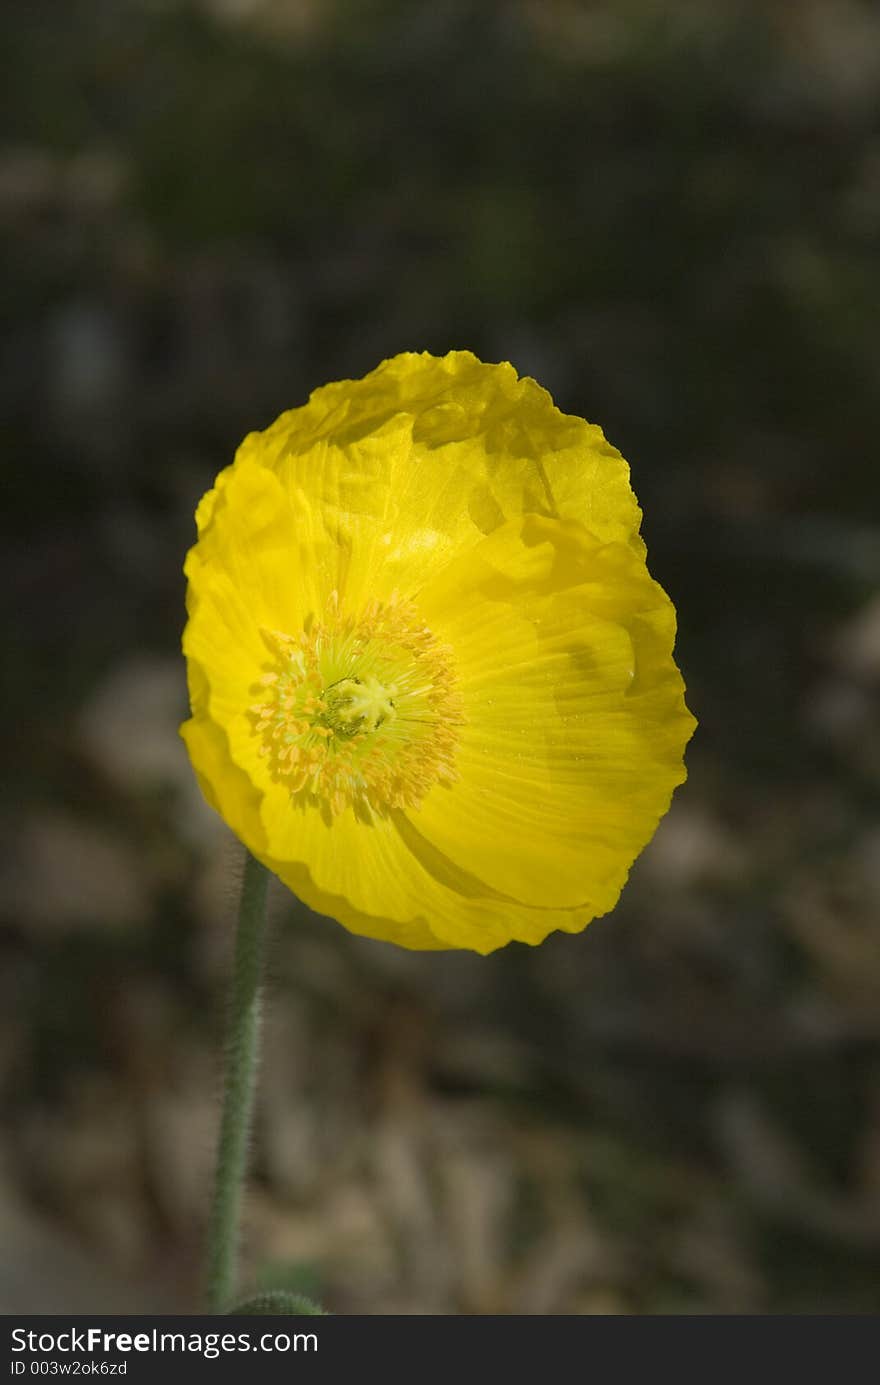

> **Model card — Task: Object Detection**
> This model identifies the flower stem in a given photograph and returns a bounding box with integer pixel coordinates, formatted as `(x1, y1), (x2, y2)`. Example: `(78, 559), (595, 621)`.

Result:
(206, 850), (270, 1313)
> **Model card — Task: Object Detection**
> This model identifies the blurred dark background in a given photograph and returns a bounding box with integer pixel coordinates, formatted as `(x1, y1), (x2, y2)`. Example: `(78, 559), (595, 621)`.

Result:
(2, 0), (880, 1313)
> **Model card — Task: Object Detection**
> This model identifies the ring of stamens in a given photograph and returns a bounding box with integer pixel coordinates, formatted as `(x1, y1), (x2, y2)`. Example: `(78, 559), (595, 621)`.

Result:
(249, 591), (462, 816)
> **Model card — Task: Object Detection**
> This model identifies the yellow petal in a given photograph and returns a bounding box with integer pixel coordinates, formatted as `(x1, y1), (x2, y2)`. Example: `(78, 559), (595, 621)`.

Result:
(180, 719), (268, 859)
(187, 451), (329, 640)
(182, 699), (605, 953)
(235, 351), (644, 602)
(412, 514), (695, 908)
(256, 773), (606, 954)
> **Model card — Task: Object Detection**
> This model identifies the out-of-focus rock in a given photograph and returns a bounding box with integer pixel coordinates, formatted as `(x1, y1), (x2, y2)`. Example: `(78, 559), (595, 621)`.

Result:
(77, 656), (221, 848)
(0, 1172), (163, 1313)
(2, 813), (149, 934)
(435, 1126), (513, 1313)
(508, 1222), (607, 1315)
(0, 147), (57, 221)
(637, 803), (747, 888)
(203, 0), (324, 41)
(143, 1061), (218, 1230)
(852, 827), (880, 900)
(833, 594), (880, 682)
(78, 656), (188, 790)
(48, 300), (128, 419)
(804, 677), (876, 747)
(669, 1197), (763, 1312)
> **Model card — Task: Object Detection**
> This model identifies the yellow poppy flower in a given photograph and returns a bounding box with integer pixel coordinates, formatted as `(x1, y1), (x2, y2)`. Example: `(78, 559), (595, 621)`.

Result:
(181, 351), (696, 953)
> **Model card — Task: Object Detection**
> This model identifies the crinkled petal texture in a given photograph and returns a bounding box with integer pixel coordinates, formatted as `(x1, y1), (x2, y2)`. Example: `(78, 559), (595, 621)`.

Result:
(182, 351), (696, 953)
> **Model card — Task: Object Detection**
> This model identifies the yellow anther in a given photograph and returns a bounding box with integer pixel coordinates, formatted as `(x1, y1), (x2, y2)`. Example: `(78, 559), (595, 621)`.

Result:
(250, 594), (463, 815)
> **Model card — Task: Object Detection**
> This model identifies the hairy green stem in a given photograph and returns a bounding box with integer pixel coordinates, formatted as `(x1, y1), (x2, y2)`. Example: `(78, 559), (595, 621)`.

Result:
(206, 851), (270, 1313)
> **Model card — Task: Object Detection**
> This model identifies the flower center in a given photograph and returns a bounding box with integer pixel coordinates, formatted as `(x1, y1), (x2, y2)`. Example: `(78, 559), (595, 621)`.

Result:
(250, 592), (462, 816)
